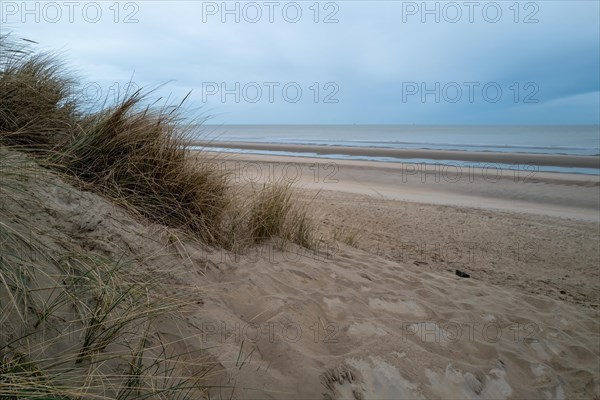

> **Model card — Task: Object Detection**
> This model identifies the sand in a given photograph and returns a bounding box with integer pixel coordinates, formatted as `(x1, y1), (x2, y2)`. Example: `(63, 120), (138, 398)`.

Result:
(4, 149), (599, 399)
(193, 141), (600, 169)
(192, 150), (600, 398)
(203, 152), (600, 222)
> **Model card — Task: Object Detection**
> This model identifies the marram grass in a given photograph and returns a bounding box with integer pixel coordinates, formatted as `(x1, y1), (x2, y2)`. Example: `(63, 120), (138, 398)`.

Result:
(0, 31), (316, 248)
(0, 32), (318, 398)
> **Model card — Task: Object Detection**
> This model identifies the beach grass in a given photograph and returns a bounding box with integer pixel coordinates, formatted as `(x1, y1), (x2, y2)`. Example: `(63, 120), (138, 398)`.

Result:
(0, 31), (315, 248)
(0, 150), (208, 399)
(0, 32), (316, 398)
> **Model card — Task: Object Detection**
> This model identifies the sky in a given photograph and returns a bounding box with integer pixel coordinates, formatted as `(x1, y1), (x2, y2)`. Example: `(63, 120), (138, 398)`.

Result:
(1, 0), (599, 125)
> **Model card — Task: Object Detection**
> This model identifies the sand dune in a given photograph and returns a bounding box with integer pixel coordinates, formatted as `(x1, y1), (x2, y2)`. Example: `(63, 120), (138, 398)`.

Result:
(195, 241), (599, 399)
(4, 151), (598, 399)
(196, 152), (598, 397)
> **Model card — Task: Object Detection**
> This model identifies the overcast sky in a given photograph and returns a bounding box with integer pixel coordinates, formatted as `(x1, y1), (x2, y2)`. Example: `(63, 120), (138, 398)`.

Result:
(2, 1), (599, 124)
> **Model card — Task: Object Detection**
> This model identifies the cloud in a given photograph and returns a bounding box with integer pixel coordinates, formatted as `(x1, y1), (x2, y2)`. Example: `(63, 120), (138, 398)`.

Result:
(2, 0), (598, 123)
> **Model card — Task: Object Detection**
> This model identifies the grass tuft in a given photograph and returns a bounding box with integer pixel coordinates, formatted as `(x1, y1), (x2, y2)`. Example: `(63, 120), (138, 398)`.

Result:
(0, 33), (78, 151)
(0, 31), (319, 397)
(0, 31), (315, 249)
(333, 225), (364, 247)
(0, 151), (206, 399)
(56, 90), (230, 244)
(246, 182), (316, 248)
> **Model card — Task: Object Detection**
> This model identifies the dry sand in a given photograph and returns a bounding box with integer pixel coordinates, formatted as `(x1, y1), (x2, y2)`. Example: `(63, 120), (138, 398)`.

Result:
(5, 149), (598, 399)
(196, 151), (599, 397)
(206, 152), (600, 222)
(203, 152), (600, 307)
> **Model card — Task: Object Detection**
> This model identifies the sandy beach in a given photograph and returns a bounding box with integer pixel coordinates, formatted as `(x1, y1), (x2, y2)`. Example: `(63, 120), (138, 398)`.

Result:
(200, 151), (600, 222)
(3, 144), (599, 399)
(3, 12), (600, 399)
(194, 140), (600, 169)
(196, 150), (600, 300)
(191, 149), (600, 397)
(188, 149), (599, 398)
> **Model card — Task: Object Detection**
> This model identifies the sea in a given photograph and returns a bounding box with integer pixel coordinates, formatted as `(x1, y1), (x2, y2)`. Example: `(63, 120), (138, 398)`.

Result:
(193, 125), (600, 175)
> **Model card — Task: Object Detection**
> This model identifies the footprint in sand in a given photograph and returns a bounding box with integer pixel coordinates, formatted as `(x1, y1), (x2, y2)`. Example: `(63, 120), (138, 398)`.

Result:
(426, 363), (513, 400)
(347, 321), (387, 338)
(340, 357), (423, 400)
(368, 298), (427, 317)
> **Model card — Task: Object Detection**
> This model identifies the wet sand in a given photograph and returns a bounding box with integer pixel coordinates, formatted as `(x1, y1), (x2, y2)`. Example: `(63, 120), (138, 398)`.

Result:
(193, 141), (600, 169)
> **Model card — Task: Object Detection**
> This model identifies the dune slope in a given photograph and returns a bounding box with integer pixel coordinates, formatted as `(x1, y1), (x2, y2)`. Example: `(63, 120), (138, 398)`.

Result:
(1, 151), (598, 399)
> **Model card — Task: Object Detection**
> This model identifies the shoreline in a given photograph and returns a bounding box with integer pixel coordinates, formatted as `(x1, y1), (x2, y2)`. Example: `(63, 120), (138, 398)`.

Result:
(192, 140), (600, 170)
(193, 152), (600, 222)
(199, 152), (600, 184)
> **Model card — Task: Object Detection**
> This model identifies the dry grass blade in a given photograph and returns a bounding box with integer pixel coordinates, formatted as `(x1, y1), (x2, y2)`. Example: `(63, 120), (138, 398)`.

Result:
(0, 151), (206, 399)
(0, 31), (320, 398)
(0, 33), (78, 152)
(56, 90), (230, 244)
(242, 181), (317, 249)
